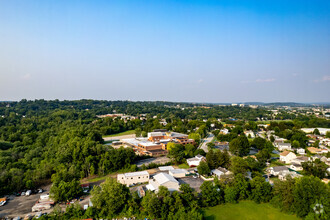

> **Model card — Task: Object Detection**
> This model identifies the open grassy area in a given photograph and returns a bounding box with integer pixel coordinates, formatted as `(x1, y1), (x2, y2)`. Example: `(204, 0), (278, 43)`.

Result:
(202, 201), (299, 220)
(102, 130), (135, 138)
(269, 160), (285, 167)
(178, 163), (190, 169)
(82, 175), (108, 183)
(257, 120), (293, 124)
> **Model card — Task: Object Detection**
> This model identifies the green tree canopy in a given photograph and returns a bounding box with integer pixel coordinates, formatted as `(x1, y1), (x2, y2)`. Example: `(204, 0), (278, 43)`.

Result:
(90, 177), (130, 218)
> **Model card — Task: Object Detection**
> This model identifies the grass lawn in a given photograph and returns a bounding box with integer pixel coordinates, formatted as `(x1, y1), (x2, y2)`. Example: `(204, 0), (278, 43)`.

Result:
(82, 175), (108, 183)
(202, 201), (299, 220)
(269, 160), (285, 167)
(102, 130), (135, 138)
(178, 163), (190, 169)
(257, 120), (293, 124)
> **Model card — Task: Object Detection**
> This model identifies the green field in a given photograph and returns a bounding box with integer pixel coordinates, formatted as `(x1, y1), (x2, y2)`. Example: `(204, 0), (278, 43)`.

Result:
(203, 201), (299, 220)
(257, 120), (293, 124)
(102, 130), (135, 138)
(178, 163), (190, 169)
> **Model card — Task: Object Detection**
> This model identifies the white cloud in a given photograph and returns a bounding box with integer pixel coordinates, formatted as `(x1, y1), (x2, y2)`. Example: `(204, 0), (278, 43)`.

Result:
(197, 79), (204, 84)
(241, 78), (276, 84)
(313, 75), (330, 83)
(21, 74), (31, 80)
(255, 78), (276, 83)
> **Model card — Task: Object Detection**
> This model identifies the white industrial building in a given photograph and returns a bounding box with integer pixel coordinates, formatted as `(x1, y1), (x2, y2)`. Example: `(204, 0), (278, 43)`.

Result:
(169, 169), (188, 178)
(146, 173), (180, 192)
(158, 166), (175, 171)
(117, 171), (150, 187)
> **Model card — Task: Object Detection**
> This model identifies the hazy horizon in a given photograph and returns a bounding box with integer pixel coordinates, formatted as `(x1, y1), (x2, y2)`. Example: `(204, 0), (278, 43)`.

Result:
(1, 0), (329, 103)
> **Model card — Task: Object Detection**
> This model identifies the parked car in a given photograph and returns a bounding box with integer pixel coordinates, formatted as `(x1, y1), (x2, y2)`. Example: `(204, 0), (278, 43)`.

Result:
(26, 190), (32, 196)
(21, 192), (26, 196)
(35, 212), (42, 219)
(38, 189), (43, 193)
(24, 214), (33, 220)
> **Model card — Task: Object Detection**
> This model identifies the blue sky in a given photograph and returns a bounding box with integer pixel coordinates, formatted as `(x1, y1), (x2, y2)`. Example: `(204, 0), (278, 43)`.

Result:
(0, 0), (329, 103)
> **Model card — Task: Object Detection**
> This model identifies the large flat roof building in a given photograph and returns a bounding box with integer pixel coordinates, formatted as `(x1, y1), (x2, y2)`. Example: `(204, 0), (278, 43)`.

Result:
(117, 171), (150, 187)
(146, 173), (180, 192)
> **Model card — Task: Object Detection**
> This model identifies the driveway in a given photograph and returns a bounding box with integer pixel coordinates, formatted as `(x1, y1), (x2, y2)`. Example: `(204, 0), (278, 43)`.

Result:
(199, 133), (214, 153)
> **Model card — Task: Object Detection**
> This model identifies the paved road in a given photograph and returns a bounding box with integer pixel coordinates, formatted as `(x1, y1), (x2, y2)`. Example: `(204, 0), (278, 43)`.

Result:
(199, 133), (214, 153)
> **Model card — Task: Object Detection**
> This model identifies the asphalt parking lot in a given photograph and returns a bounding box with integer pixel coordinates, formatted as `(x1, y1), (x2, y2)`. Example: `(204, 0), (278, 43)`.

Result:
(177, 176), (204, 193)
(0, 184), (92, 219)
(0, 185), (51, 219)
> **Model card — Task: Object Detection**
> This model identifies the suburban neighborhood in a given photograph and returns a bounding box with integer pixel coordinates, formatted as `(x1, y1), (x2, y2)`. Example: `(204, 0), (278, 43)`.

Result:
(1, 0), (330, 219)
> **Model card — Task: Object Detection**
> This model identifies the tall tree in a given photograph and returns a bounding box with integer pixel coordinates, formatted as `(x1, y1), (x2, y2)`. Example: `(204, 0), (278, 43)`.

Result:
(250, 176), (272, 203)
(90, 177), (130, 218)
(229, 135), (250, 156)
(197, 161), (210, 176)
(293, 176), (329, 218)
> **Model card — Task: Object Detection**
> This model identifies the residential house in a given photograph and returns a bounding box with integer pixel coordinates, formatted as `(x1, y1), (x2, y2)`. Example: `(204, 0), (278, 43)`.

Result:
(276, 143), (292, 151)
(322, 178), (330, 184)
(290, 163), (303, 171)
(146, 173), (180, 192)
(219, 128), (229, 135)
(211, 167), (232, 179)
(117, 171), (150, 187)
(291, 156), (309, 165)
(187, 155), (206, 167)
(308, 147), (323, 154)
(244, 130), (255, 138)
(312, 155), (330, 166)
(268, 166), (289, 176)
(321, 156), (330, 166)
(279, 171), (302, 181)
(280, 151), (297, 164)
(274, 138), (286, 144)
(296, 148), (306, 155)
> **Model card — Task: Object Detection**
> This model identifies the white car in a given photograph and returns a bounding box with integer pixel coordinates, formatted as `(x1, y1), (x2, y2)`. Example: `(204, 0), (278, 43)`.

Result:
(35, 212), (42, 219)
(26, 190), (32, 196)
